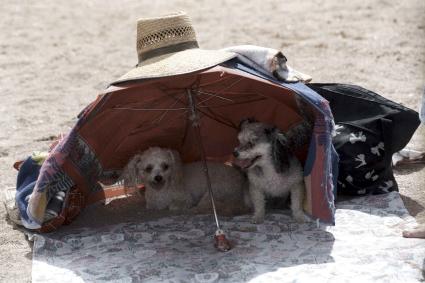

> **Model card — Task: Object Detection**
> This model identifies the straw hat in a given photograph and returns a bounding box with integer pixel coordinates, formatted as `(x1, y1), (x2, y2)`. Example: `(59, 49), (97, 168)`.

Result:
(114, 12), (236, 83)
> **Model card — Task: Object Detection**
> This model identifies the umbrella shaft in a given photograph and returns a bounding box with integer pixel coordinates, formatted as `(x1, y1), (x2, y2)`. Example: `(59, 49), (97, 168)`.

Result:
(187, 89), (221, 231)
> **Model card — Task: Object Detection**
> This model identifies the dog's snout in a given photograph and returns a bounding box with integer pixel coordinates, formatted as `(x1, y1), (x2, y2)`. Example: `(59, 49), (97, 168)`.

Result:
(154, 175), (163, 182)
(233, 149), (239, 158)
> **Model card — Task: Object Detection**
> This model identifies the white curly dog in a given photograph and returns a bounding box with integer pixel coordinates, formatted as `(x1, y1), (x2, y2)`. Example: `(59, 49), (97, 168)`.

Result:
(122, 147), (249, 215)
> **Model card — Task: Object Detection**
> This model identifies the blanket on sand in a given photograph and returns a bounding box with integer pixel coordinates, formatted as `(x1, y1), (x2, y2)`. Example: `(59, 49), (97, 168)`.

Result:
(32, 192), (424, 283)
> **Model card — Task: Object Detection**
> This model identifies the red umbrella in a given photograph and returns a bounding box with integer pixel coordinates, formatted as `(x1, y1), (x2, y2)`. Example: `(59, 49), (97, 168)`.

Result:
(81, 66), (307, 168)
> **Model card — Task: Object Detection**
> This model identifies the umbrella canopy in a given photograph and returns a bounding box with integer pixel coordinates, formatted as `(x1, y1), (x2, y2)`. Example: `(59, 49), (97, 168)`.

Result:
(84, 66), (307, 168)
(27, 60), (337, 230)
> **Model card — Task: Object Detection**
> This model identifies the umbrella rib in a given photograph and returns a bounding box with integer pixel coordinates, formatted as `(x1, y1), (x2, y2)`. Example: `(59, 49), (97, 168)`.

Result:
(113, 107), (189, 111)
(151, 92), (187, 124)
(196, 108), (237, 129)
(209, 77), (246, 96)
(194, 90), (234, 103)
(151, 100), (181, 124)
(191, 76), (245, 104)
(127, 109), (189, 136)
(195, 92), (251, 108)
(194, 81), (267, 108)
(196, 96), (267, 109)
(196, 74), (244, 91)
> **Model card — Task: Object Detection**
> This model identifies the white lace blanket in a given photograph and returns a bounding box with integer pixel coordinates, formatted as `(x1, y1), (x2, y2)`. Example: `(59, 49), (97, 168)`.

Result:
(33, 192), (424, 282)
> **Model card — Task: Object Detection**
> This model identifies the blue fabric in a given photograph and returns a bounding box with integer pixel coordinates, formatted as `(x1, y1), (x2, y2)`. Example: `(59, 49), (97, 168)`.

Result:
(15, 157), (43, 229)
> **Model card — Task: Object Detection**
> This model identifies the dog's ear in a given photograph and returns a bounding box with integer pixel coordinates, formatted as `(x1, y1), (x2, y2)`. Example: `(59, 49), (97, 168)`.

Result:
(267, 129), (291, 173)
(121, 154), (142, 189)
(264, 126), (277, 137)
(238, 117), (257, 130)
(168, 149), (183, 186)
(295, 95), (315, 125)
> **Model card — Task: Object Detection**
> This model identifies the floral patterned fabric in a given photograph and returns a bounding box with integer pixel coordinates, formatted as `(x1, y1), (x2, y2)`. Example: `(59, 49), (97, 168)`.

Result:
(33, 192), (424, 283)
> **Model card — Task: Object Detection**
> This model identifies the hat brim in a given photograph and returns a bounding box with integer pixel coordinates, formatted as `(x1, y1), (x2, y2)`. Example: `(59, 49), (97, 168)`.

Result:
(112, 49), (237, 84)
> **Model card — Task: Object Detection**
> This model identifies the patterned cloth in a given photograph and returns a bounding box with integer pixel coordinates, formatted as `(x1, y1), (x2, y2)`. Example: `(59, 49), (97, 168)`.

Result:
(333, 122), (398, 195)
(32, 192), (424, 283)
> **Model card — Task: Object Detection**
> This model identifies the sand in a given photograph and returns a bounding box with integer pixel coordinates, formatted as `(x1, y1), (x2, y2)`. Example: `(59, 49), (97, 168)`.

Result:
(1, 0), (424, 281)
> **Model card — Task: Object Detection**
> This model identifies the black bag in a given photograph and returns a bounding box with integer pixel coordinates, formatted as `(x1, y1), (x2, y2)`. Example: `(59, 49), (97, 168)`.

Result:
(308, 83), (420, 195)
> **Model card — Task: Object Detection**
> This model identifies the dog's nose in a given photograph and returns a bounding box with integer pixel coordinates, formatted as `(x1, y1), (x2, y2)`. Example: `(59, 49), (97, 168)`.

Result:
(154, 175), (163, 182)
(233, 150), (239, 158)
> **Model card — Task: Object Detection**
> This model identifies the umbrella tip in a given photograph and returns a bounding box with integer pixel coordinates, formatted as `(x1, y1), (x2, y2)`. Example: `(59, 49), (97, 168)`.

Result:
(214, 229), (232, 252)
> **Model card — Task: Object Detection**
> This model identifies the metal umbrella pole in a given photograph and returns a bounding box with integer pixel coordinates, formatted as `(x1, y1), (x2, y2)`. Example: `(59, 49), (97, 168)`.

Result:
(186, 89), (231, 252)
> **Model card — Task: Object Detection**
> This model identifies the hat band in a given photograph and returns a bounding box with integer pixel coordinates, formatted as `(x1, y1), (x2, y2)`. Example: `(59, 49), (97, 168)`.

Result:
(138, 41), (199, 64)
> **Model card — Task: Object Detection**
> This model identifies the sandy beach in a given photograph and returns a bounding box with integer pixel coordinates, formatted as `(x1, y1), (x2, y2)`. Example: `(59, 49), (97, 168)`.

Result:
(1, 0), (424, 281)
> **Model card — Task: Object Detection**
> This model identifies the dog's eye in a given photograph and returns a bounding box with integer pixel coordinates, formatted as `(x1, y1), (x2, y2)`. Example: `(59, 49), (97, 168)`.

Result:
(247, 142), (254, 148)
(162, 163), (169, 170)
(145, 165), (153, 173)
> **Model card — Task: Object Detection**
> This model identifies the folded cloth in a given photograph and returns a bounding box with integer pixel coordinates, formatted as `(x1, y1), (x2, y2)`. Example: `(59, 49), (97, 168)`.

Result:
(15, 153), (46, 229)
(221, 45), (312, 83)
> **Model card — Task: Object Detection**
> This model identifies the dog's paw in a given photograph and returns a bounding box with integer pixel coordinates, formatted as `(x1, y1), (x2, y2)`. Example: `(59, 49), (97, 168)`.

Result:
(293, 212), (309, 223)
(168, 202), (182, 211)
(251, 215), (264, 224)
(190, 205), (209, 215)
(169, 199), (191, 211)
(169, 203), (184, 211)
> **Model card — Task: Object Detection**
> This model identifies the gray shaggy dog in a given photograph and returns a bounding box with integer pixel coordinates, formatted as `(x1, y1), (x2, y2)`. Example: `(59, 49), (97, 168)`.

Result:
(233, 117), (312, 224)
(122, 147), (249, 216)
